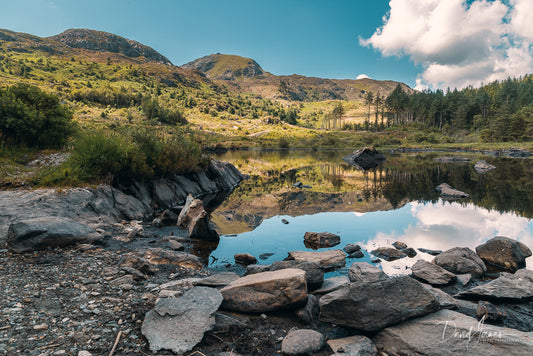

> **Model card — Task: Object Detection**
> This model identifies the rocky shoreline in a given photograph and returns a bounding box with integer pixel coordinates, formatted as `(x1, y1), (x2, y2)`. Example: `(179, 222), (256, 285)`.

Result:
(1, 159), (533, 355)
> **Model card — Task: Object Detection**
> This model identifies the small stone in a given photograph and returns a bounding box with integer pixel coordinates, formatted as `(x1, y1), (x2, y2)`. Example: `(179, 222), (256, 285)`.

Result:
(109, 275), (134, 287)
(168, 240), (184, 251)
(281, 329), (324, 355)
(234, 253), (257, 265)
(33, 324), (48, 331)
(78, 351), (92, 356)
(343, 243), (361, 254)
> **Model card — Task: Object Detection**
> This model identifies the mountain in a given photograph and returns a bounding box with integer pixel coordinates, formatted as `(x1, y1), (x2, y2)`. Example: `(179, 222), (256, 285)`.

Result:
(182, 53), (412, 101)
(49, 29), (172, 65)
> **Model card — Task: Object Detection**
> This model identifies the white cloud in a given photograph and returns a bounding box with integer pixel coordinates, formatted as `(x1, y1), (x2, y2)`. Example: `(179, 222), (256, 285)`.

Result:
(356, 74), (370, 80)
(361, 0), (533, 90)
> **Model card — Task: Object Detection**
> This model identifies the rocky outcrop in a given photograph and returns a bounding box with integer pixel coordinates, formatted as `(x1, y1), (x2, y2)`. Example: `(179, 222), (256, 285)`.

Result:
(286, 250), (346, 270)
(455, 269), (533, 301)
(436, 183), (469, 198)
(142, 287), (223, 354)
(281, 329), (324, 355)
(343, 147), (386, 170)
(433, 247), (486, 277)
(220, 269), (308, 313)
(177, 195), (219, 241)
(475, 236), (532, 272)
(303, 231), (340, 249)
(7, 217), (100, 253)
(319, 276), (439, 332)
(411, 259), (457, 285)
(373, 310), (533, 356)
(348, 262), (388, 283)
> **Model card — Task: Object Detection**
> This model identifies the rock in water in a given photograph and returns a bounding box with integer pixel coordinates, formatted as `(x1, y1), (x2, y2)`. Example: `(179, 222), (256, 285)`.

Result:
(474, 160), (496, 174)
(281, 329), (324, 355)
(343, 243), (361, 254)
(343, 147), (386, 170)
(475, 236), (532, 272)
(220, 269), (308, 313)
(142, 286), (223, 354)
(436, 183), (469, 198)
(319, 276), (439, 332)
(371, 247), (407, 261)
(303, 231), (341, 249)
(433, 247), (486, 277)
(373, 310), (533, 356)
(286, 250), (346, 270)
(348, 262), (388, 283)
(177, 194), (219, 241)
(411, 260), (456, 285)
(455, 269), (533, 301)
(327, 335), (378, 356)
(7, 217), (100, 253)
(234, 253), (258, 265)
(270, 260), (325, 291)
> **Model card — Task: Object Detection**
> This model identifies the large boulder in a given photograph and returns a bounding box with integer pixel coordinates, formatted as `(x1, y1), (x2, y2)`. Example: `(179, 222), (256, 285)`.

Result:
(411, 259), (457, 285)
(348, 262), (388, 283)
(220, 269), (308, 313)
(281, 329), (324, 355)
(475, 236), (532, 272)
(433, 247), (486, 277)
(7, 217), (100, 253)
(177, 194), (219, 241)
(436, 183), (469, 198)
(371, 247), (407, 261)
(142, 287), (223, 354)
(343, 147), (386, 170)
(286, 250), (346, 270)
(303, 231), (341, 249)
(319, 276), (439, 332)
(455, 269), (533, 301)
(327, 335), (378, 356)
(373, 309), (533, 356)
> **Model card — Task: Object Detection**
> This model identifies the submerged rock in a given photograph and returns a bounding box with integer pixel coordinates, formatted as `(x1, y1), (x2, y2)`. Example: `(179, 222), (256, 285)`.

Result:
(303, 231), (341, 249)
(373, 310), (533, 356)
(220, 269), (308, 313)
(142, 286), (223, 354)
(177, 194), (219, 241)
(475, 236), (532, 272)
(7, 217), (100, 253)
(343, 147), (386, 170)
(436, 183), (469, 198)
(319, 276), (439, 332)
(433, 247), (486, 277)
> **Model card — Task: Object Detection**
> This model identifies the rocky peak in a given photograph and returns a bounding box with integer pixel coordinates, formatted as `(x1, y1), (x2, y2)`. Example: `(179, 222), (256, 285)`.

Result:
(49, 29), (172, 65)
(181, 53), (265, 80)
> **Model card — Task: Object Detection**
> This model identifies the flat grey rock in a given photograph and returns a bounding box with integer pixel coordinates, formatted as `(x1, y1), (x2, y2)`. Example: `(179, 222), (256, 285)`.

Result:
(196, 272), (240, 287)
(287, 250), (346, 270)
(411, 259), (456, 285)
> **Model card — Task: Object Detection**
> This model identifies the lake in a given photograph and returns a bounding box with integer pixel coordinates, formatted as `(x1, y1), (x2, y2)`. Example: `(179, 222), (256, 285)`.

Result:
(204, 149), (533, 276)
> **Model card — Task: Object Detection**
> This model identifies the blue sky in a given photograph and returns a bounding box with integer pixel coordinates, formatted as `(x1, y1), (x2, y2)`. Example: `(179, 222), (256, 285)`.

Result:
(1, 0), (532, 90)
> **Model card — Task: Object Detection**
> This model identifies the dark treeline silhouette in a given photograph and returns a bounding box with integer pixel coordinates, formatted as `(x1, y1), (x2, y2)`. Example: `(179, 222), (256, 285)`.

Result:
(360, 75), (533, 142)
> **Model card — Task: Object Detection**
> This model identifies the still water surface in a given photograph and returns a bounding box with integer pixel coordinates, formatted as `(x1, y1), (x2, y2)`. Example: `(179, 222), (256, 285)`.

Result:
(207, 149), (533, 275)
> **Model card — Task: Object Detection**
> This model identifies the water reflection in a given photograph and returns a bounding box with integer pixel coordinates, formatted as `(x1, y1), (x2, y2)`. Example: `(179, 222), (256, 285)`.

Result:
(207, 150), (533, 274)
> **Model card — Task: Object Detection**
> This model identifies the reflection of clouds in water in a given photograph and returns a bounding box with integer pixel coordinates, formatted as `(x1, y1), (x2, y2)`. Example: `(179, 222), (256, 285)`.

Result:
(363, 201), (533, 274)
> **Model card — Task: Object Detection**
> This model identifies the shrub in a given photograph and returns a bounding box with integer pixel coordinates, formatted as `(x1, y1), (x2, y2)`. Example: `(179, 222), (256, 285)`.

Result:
(0, 84), (74, 148)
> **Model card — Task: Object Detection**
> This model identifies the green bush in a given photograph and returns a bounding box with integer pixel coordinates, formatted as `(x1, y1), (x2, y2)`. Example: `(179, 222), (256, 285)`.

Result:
(0, 84), (74, 148)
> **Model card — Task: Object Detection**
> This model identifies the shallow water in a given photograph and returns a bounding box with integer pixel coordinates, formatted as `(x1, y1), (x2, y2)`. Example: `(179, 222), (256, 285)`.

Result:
(207, 149), (533, 275)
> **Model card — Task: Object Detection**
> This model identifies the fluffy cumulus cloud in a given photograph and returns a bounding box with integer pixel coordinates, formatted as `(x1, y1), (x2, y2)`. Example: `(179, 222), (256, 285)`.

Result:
(361, 0), (533, 90)
(356, 74), (370, 80)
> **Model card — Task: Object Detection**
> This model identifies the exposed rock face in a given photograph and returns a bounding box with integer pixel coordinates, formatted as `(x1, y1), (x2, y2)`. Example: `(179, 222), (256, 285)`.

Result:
(319, 276), (439, 332)
(343, 147), (386, 170)
(286, 250), (346, 270)
(475, 236), (532, 272)
(433, 247), (486, 277)
(220, 269), (308, 313)
(371, 247), (407, 261)
(303, 231), (340, 249)
(50, 29), (172, 64)
(411, 259), (457, 285)
(234, 253), (257, 265)
(281, 329), (324, 356)
(455, 269), (533, 301)
(327, 335), (378, 356)
(177, 195), (219, 241)
(436, 183), (469, 198)
(474, 160), (496, 174)
(373, 310), (533, 356)
(142, 287), (223, 354)
(7, 217), (100, 253)
(348, 262), (388, 283)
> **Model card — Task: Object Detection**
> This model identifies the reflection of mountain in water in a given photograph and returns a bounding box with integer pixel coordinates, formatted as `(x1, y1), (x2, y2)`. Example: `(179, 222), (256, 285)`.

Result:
(211, 151), (533, 235)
